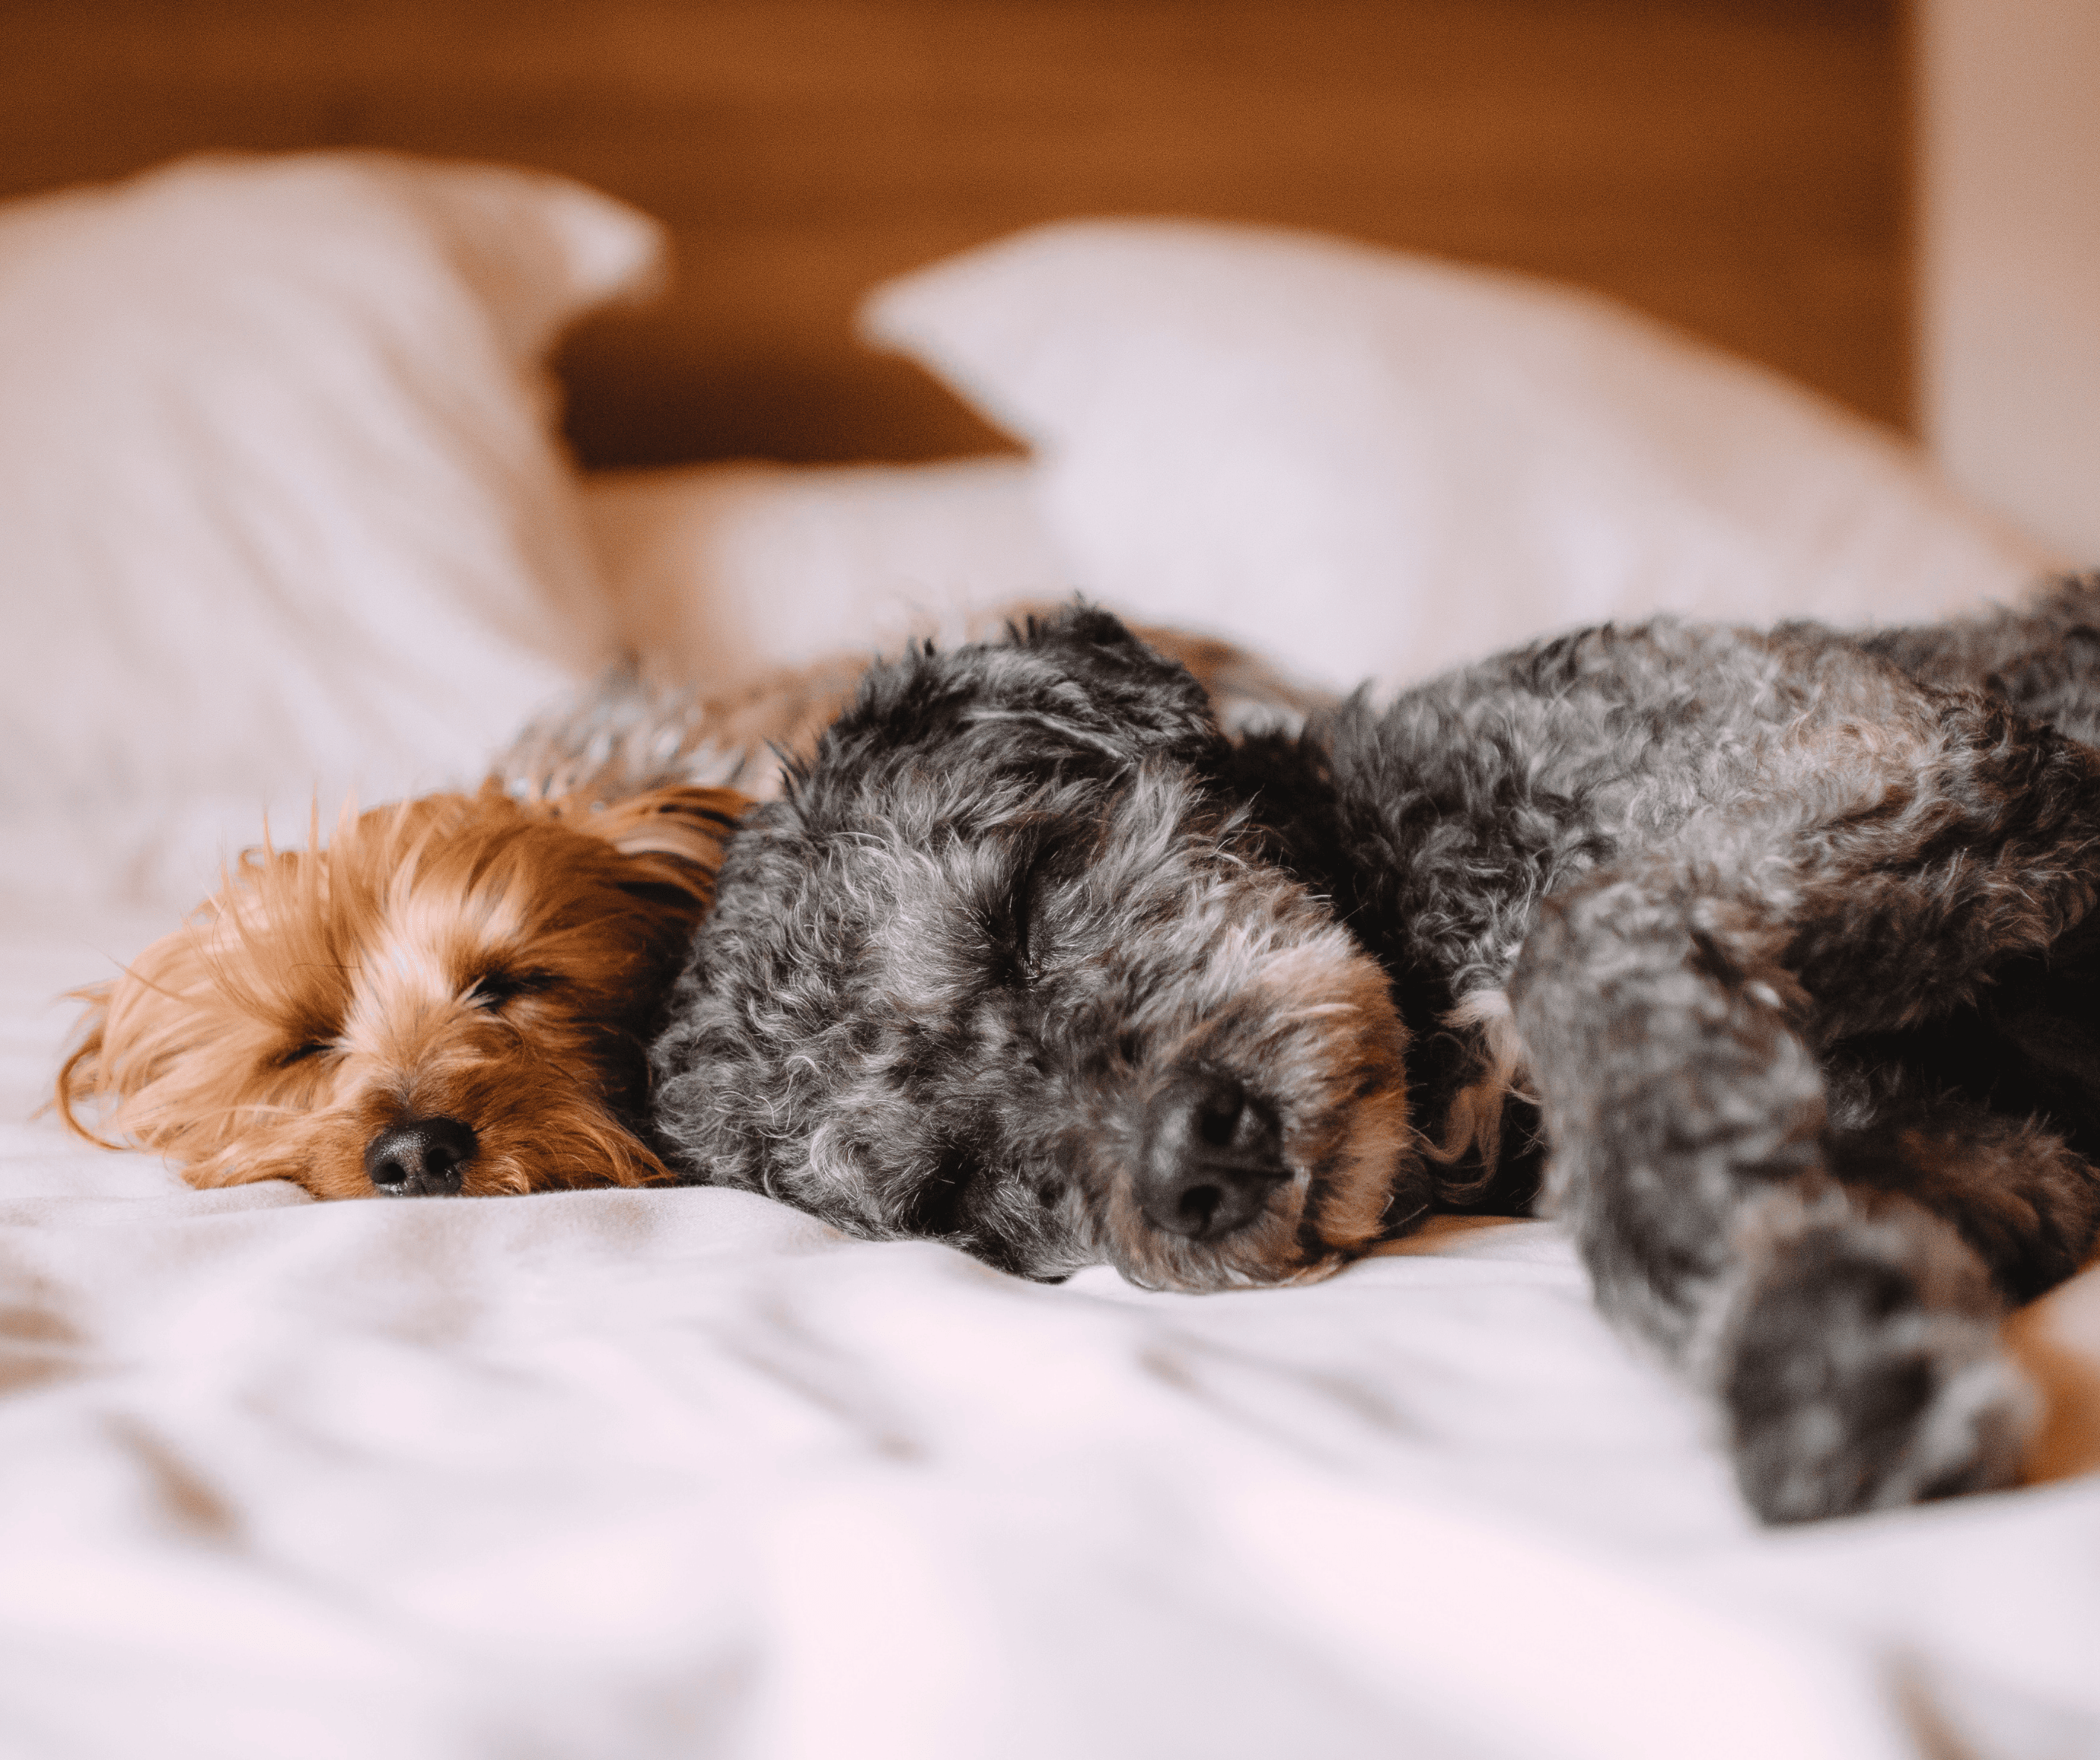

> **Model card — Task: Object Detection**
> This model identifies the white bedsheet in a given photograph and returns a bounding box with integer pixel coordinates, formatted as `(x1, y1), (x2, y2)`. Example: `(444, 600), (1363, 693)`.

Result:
(7, 901), (2097, 1759)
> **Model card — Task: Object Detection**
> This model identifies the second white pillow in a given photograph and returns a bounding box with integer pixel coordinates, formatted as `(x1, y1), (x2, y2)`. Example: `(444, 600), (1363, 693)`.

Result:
(864, 220), (2055, 692)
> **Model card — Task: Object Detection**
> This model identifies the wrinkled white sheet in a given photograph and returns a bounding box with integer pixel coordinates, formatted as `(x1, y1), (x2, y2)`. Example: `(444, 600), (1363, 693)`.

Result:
(6, 902), (2097, 1760)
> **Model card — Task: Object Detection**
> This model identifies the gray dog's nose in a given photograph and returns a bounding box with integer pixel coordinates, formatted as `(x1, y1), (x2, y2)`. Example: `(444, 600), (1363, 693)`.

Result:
(1137, 1072), (1288, 1240)
(364, 1116), (477, 1196)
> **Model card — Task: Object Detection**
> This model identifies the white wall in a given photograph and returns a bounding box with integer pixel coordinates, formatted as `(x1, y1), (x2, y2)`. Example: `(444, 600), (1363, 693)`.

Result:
(1918, 0), (2100, 564)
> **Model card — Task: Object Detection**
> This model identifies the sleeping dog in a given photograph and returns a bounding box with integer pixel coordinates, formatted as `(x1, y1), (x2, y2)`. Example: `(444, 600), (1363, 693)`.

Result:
(649, 592), (2100, 1523)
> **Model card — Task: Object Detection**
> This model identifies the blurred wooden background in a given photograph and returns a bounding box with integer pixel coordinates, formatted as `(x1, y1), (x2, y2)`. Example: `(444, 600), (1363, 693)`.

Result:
(3, 0), (1909, 468)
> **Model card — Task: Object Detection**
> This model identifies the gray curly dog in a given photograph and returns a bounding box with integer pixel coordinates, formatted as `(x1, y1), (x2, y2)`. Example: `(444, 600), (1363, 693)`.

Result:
(649, 590), (2100, 1523)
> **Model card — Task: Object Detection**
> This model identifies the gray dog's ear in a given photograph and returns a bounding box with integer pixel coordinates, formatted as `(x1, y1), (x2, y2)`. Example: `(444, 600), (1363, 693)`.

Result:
(911, 605), (1226, 760)
(806, 602), (1226, 792)
(952, 603), (1219, 762)
(1009, 602), (1154, 660)
(1008, 603), (1210, 718)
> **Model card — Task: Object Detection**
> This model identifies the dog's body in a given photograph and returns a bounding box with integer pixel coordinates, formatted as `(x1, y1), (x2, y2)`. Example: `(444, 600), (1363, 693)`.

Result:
(652, 590), (2100, 1522)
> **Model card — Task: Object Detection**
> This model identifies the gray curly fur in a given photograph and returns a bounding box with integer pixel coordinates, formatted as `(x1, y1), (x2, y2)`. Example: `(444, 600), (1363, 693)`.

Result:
(650, 587), (2100, 1523)
(490, 662), (759, 804)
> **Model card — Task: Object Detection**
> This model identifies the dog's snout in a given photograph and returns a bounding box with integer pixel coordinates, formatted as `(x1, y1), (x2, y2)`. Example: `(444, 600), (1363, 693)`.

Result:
(1137, 1072), (1287, 1240)
(365, 1116), (477, 1196)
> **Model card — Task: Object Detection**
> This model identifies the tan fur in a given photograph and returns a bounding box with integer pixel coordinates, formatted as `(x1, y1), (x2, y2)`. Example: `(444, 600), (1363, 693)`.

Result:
(1424, 989), (1534, 1183)
(57, 782), (748, 1199)
(1098, 925), (1414, 1291)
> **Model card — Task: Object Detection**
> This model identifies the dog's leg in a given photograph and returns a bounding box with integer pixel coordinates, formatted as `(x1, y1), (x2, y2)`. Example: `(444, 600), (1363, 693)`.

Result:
(1509, 863), (1831, 1354)
(1714, 1185), (2029, 1522)
(1732, 1087), (2100, 1521)
(1747, 696), (2100, 1455)
(1509, 855), (2100, 1522)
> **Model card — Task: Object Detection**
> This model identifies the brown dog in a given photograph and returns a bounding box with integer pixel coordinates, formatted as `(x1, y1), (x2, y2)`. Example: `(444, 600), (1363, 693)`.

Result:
(57, 780), (745, 1198)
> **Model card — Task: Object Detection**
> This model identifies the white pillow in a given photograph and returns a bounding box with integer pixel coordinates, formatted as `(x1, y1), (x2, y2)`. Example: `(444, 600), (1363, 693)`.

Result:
(581, 456), (1073, 688)
(864, 220), (2058, 693)
(0, 152), (660, 903)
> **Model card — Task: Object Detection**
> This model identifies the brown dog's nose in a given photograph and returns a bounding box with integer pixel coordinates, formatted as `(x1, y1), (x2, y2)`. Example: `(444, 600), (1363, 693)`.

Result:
(1136, 1072), (1287, 1240)
(364, 1116), (477, 1196)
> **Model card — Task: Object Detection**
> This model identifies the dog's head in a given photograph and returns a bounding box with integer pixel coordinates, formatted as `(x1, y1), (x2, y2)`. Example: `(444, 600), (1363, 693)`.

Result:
(652, 608), (1422, 1289)
(58, 783), (747, 1199)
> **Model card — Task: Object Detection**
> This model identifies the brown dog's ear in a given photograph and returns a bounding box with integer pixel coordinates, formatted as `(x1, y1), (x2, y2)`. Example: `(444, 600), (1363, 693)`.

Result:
(51, 915), (221, 1155)
(541, 783), (752, 909)
(591, 784), (751, 862)
(54, 983), (118, 1147)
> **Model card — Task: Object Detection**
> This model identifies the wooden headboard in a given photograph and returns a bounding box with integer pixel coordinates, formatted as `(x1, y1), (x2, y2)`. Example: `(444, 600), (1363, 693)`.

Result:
(4, 0), (1909, 468)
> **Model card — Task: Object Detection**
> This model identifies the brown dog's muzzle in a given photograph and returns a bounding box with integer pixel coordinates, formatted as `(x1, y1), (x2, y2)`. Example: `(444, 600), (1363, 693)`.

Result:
(364, 1115), (478, 1196)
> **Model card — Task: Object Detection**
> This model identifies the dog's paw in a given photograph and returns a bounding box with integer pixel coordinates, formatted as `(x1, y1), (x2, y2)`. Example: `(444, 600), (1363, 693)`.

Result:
(1720, 1217), (2034, 1523)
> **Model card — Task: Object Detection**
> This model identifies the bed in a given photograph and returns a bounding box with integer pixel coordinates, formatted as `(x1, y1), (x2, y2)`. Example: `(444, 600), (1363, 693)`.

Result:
(4, 8), (2099, 1757)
